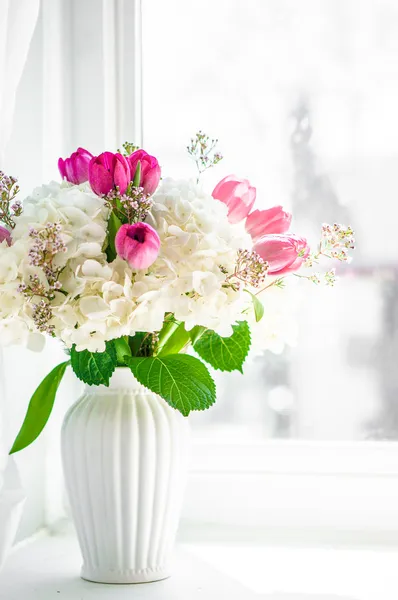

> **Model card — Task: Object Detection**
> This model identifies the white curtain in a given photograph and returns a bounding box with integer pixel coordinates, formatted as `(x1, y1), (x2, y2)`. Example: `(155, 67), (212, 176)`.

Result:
(0, 0), (40, 568)
(0, 0), (40, 162)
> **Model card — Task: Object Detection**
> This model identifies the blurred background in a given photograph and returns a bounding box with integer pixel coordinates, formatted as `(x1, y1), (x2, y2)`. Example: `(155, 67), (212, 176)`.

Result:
(141, 0), (395, 442)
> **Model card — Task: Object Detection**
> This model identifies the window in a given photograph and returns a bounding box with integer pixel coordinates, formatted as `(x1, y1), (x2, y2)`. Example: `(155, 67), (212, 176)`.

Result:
(143, 0), (398, 443)
(2, 0), (398, 544)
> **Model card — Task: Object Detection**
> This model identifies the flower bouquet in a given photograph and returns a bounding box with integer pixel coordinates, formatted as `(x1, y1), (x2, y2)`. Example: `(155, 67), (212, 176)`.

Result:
(0, 132), (354, 582)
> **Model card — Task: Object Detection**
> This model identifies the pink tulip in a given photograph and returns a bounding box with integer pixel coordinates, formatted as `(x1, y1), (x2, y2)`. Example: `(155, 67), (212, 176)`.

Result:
(89, 152), (131, 196)
(58, 147), (93, 185)
(212, 175), (256, 224)
(246, 206), (292, 242)
(115, 222), (160, 269)
(0, 226), (11, 246)
(128, 150), (161, 196)
(254, 234), (310, 275)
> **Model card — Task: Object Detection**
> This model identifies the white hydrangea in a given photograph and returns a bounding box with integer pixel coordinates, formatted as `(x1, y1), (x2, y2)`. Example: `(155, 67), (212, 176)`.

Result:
(0, 177), (298, 354)
(137, 178), (252, 336)
(0, 179), (254, 352)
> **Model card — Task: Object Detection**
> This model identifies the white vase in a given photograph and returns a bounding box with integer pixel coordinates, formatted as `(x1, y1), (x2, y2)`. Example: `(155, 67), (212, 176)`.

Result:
(61, 367), (191, 584)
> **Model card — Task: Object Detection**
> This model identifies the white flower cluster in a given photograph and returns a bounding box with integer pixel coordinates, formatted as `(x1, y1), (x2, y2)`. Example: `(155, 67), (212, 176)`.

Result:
(0, 179), (254, 352)
(0, 182), (110, 351)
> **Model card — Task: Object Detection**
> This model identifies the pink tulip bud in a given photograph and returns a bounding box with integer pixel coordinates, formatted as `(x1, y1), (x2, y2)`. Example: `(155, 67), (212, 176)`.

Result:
(115, 222), (160, 270)
(246, 206), (292, 242)
(212, 175), (256, 224)
(128, 150), (161, 196)
(89, 152), (131, 196)
(0, 226), (11, 246)
(58, 147), (93, 185)
(254, 234), (310, 275)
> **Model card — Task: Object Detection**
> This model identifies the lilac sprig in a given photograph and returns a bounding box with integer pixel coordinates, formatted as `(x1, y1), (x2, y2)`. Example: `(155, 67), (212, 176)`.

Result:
(105, 185), (153, 224)
(0, 171), (22, 229)
(18, 223), (66, 335)
(225, 249), (269, 291)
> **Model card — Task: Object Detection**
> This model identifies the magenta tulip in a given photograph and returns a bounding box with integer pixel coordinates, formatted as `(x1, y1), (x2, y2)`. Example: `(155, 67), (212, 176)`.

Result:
(58, 147), (93, 185)
(254, 234), (310, 275)
(128, 150), (161, 196)
(0, 226), (11, 246)
(115, 222), (160, 269)
(246, 206), (292, 242)
(89, 152), (131, 196)
(212, 175), (256, 224)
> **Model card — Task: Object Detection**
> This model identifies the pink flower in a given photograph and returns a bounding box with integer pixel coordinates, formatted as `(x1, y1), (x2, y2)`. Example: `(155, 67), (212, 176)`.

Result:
(254, 234), (310, 275)
(246, 206), (292, 242)
(128, 150), (161, 196)
(0, 226), (11, 246)
(58, 147), (93, 185)
(89, 152), (131, 196)
(115, 222), (160, 269)
(212, 175), (256, 224)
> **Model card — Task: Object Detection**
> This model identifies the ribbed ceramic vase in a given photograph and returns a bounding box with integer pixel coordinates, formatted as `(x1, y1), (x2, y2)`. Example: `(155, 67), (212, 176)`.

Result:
(61, 368), (191, 584)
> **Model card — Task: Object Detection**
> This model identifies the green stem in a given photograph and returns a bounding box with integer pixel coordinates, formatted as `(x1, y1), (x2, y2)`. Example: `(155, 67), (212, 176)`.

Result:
(254, 277), (285, 296)
(189, 325), (206, 346)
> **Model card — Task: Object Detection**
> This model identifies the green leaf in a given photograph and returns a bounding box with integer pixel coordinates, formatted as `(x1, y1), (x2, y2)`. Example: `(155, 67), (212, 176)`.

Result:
(132, 160), (141, 187)
(9, 361), (70, 454)
(70, 341), (117, 386)
(244, 290), (265, 323)
(106, 211), (122, 262)
(193, 320), (251, 373)
(114, 336), (132, 365)
(124, 354), (216, 416)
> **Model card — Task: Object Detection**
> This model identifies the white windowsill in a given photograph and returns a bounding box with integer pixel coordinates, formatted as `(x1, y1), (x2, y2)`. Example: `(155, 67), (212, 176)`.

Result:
(2, 532), (398, 599)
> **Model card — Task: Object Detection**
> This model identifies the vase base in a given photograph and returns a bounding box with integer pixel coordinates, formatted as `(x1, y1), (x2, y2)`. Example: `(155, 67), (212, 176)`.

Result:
(81, 564), (171, 584)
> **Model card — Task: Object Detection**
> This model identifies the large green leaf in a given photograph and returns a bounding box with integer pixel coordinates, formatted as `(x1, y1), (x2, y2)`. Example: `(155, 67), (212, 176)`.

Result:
(124, 354), (216, 416)
(70, 341), (117, 386)
(193, 320), (251, 373)
(9, 361), (70, 454)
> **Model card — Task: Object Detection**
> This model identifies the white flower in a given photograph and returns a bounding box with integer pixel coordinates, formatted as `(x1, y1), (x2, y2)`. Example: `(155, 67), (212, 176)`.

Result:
(0, 178), (258, 353)
(0, 319), (29, 346)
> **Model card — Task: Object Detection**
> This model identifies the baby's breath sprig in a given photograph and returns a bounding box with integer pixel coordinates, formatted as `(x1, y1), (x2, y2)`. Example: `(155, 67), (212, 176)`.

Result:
(0, 171), (22, 229)
(294, 268), (337, 287)
(305, 223), (355, 267)
(187, 131), (223, 181)
(324, 269), (337, 286)
(297, 223), (354, 286)
(117, 141), (139, 156)
(225, 249), (268, 291)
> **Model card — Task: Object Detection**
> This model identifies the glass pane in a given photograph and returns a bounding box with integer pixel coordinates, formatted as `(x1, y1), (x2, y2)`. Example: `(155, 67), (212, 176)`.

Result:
(142, 0), (396, 440)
